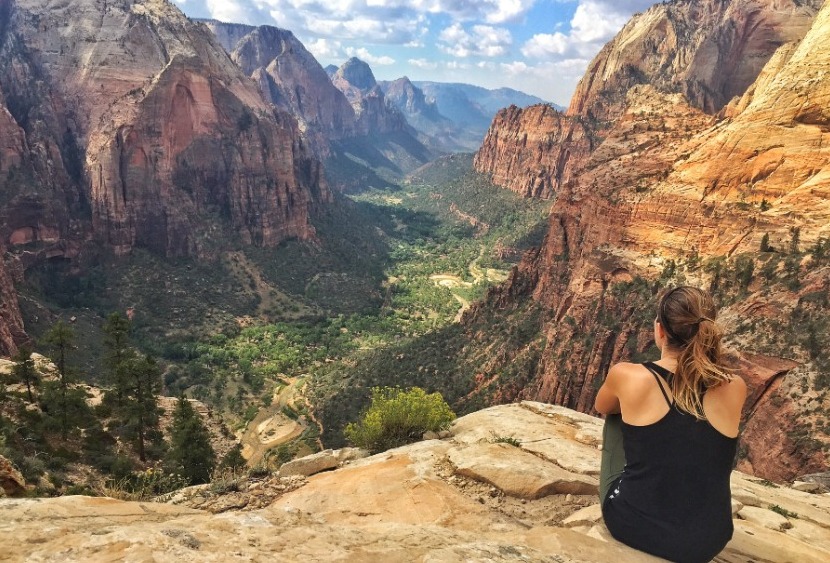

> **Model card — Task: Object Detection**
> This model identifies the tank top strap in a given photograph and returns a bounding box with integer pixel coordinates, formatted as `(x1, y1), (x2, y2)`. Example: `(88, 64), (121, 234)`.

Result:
(643, 362), (673, 408)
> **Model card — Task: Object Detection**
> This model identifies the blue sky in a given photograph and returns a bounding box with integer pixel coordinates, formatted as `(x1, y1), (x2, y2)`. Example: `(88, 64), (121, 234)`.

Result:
(172, 1), (656, 105)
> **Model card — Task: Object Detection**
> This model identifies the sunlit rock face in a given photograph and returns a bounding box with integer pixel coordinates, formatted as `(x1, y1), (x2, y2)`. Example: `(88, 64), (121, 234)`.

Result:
(473, 105), (593, 199)
(467, 0), (830, 481)
(3, 404), (829, 561)
(0, 0), (329, 260)
(474, 0), (823, 200)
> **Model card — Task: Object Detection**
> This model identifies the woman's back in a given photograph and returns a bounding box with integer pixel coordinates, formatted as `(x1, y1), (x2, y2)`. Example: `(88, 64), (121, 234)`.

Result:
(594, 287), (747, 562)
(602, 362), (738, 562)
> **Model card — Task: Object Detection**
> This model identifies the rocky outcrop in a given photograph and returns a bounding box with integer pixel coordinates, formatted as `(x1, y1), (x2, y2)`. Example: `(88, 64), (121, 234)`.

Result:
(0, 454), (25, 497)
(203, 22), (358, 156)
(473, 104), (594, 198)
(0, 243), (25, 357)
(331, 58), (409, 135)
(567, 0), (824, 121)
(2, 404), (828, 561)
(1, 0), (329, 258)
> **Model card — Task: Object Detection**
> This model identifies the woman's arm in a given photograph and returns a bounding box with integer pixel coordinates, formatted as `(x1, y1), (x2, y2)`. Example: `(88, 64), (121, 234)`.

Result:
(595, 364), (622, 415)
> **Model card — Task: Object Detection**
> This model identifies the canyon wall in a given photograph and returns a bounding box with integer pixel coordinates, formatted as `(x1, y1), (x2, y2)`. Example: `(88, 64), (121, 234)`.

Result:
(203, 22), (358, 156)
(473, 105), (593, 199)
(1, 0), (329, 258)
(467, 0), (830, 480)
(474, 0), (823, 200)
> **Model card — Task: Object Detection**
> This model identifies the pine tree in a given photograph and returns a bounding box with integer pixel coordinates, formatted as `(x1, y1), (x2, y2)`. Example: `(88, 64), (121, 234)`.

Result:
(11, 346), (38, 403)
(166, 396), (215, 485)
(103, 312), (134, 406)
(221, 444), (246, 471)
(124, 355), (162, 462)
(41, 321), (75, 440)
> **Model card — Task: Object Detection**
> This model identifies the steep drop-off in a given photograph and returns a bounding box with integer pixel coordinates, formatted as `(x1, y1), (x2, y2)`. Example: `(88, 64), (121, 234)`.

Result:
(466, 0), (830, 480)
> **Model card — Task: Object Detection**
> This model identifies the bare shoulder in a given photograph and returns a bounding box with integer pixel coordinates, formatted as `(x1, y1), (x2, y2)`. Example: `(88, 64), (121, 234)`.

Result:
(607, 362), (653, 388)
(708, 375), (748, 403)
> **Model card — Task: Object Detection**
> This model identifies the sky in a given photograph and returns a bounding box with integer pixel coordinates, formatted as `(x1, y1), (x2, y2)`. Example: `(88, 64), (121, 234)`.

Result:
(171, 0), (657, 106)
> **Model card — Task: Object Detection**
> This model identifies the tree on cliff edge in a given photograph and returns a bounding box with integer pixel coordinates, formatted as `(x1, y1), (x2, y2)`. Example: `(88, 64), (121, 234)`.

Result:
(165, 396), (215, 485)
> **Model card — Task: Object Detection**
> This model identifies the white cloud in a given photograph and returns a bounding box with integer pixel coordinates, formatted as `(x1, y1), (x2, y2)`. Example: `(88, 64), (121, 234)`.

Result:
(438, 23), (512, 58)
(409, 58), (438, 70)
(522, 0), (654, 59)
(345, 47), (396, 66)
(305, 38), (344, 59)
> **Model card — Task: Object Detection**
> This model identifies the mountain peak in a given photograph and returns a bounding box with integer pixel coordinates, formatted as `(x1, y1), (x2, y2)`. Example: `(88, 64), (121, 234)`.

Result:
(335, 57), (377, 91)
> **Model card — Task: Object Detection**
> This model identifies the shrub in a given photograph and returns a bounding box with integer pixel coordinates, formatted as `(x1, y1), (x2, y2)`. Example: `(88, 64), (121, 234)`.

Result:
(344, 387), (455, 453)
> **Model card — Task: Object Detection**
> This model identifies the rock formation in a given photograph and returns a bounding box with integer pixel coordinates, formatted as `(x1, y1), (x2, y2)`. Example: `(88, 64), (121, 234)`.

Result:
(2, 404), (828, 561)
(382, 77), (477, 153)
(331, 58), (409, 136)
(0, 0), (329, 259)
(202, 21), (358, 156)
(475, 0), (824, 199)
(466, 0), (830, 480)
(473, 104), (593, 198)
(0, 245), (25, 356)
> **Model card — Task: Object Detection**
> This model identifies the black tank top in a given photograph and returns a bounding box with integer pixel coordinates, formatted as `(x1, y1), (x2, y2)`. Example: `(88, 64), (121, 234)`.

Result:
(602, 362), (737, 563)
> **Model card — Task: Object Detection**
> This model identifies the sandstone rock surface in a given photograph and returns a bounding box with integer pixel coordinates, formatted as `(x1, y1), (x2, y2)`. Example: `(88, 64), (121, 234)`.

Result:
(0, 454), (25, 497)
(3, 404), (828, 562)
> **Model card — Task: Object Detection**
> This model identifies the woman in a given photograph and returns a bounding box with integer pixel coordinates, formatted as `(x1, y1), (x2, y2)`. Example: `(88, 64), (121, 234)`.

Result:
(595, 286), (747, 563)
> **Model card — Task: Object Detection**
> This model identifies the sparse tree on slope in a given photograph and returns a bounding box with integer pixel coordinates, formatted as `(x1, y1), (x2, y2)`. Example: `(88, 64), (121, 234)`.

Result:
(103, 312), (134, 406)
(124, 355), (162, 462)
(11, 346), (38, 403)
(166, 396), (215, 485)
(41, 321), (75, 440)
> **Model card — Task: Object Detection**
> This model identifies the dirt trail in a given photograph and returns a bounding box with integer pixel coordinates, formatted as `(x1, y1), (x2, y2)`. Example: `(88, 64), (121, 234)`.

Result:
(429, 248), (508, 322)
(239, 376), (308, 465)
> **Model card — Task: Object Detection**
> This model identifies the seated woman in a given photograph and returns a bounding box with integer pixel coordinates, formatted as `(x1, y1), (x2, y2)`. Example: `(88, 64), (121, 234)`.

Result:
(594, 286), (747, 563)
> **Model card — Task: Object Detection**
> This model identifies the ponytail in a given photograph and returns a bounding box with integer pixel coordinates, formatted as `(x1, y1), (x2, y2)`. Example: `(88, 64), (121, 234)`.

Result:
(658, 287), (732, 419)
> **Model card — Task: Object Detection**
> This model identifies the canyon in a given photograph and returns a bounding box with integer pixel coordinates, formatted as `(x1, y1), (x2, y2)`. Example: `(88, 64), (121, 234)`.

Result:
(469, 0), (830, 480)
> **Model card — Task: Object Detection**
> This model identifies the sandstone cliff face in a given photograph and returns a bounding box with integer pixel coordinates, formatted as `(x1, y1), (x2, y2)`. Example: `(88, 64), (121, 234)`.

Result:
(1, 0), (329, 259)
(473, 105), (593, 199)
(0, 244), (25, 357)
(203, 22), (358, 156)
(567, 0), (823, 121)
(466, 0), (830, 480)
(3, 404), (829, 561)
(475, 0), (823, 200)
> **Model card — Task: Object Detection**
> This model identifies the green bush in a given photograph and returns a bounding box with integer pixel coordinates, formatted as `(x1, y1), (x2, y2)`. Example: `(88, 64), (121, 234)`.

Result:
(345, 387), (455, 453)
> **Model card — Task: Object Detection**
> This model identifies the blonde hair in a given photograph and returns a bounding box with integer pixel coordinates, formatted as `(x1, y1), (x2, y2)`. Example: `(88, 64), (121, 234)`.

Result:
(658, 286), (732, 419)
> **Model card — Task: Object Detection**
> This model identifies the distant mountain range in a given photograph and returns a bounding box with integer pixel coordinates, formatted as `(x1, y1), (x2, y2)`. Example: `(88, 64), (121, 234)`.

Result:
(380, 80), (555, 152)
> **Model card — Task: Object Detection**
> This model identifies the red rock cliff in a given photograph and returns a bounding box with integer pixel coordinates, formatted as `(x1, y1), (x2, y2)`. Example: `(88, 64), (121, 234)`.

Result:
(2, 0), (329, 258)
(466, 0), (830, 480)
(473, 105), (593, 199)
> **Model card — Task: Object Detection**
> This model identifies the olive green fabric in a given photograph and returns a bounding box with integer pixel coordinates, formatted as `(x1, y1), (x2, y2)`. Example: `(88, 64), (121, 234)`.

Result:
(600, 413), (626, 502)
